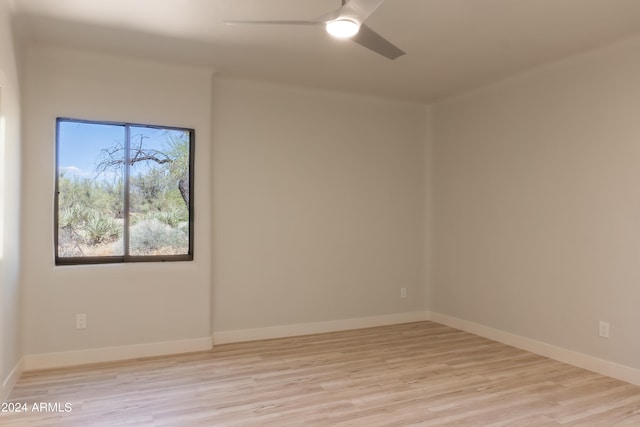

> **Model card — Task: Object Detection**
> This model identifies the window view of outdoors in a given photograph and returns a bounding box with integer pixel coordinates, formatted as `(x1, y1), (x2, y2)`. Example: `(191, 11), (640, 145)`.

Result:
(56, 120), (193, 263)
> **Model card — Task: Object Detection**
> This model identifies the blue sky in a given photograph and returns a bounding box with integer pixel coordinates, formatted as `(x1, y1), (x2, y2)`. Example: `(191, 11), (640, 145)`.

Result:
(57, 121), (185, 181)
(58, 121), (124, 180)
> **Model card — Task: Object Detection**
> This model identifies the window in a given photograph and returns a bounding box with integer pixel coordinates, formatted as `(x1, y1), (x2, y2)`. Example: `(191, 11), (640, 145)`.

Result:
(55, 118), (194, 265)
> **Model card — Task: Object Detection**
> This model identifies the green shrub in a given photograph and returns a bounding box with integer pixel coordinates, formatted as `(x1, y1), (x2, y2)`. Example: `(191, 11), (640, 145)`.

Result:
(146, 208), (187, 228)
(127, 218), (188, 255)
(59, 205), (91, 229)
(84, 211), (121, 244)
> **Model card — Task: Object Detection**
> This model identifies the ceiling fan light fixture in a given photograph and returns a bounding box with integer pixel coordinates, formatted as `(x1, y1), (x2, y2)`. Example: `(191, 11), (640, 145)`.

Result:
(325, 19), (360, 39)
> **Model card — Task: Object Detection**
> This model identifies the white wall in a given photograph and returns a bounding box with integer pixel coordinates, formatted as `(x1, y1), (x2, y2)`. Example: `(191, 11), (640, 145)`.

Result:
(20, 47), (429, 361)
(0, 0), (23, 401)
(211, 78), (428, 334)
(21, 47), (213, 357)
(433, 35), (640, 369)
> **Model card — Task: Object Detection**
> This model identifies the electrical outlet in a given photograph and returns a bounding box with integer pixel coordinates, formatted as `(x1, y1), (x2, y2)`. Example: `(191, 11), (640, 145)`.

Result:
(400, 288), (407, 298)
(599, 321), (609, 338)
(76, 314), (87, 330)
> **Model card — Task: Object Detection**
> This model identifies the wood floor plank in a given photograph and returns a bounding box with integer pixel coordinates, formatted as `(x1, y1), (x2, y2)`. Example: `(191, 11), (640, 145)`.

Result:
(2, 321), (640, 426)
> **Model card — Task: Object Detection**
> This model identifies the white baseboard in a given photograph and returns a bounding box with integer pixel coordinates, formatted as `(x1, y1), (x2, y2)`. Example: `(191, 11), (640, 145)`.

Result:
(1, 358), (24, 403)
(23, 337), (213, 371)
(214, 311), (431, 344)
(430, 312), (640, 387)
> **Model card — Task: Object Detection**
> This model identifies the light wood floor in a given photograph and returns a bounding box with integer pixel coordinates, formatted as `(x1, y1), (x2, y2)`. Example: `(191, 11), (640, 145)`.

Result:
(3, 321), (640, 426)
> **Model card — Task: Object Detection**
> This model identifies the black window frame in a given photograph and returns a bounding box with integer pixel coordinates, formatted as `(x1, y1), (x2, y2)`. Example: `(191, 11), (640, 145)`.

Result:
(54, 118), (195, 265)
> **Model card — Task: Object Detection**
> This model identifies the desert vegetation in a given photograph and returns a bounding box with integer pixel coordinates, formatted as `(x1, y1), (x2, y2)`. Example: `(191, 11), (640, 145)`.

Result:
(57, 125), (191, 258)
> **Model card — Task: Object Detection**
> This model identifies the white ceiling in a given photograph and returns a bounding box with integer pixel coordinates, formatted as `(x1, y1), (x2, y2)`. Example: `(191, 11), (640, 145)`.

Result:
(11, 0), (640, 103)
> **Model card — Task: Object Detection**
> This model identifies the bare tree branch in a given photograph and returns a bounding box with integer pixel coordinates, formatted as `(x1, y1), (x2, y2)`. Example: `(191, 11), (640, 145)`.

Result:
(95, 134), (189, 207)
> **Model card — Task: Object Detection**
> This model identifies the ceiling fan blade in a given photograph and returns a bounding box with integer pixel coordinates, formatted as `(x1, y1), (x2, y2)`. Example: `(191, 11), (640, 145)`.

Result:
(311, 9), (341, 23)
(312, 0), (385, 23)
(351, 23), (405, 60)
(225, 0), (388, 27)
(224, 20), (322, 26)
(341, 0), (385, 21)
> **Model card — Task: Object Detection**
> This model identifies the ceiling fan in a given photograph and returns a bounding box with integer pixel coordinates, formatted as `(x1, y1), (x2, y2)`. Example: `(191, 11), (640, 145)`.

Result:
(224, 0), (405, 60)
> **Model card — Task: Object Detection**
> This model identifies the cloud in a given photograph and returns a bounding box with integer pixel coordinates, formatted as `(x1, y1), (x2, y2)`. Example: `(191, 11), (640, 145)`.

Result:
(60, 165), (84, 174)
